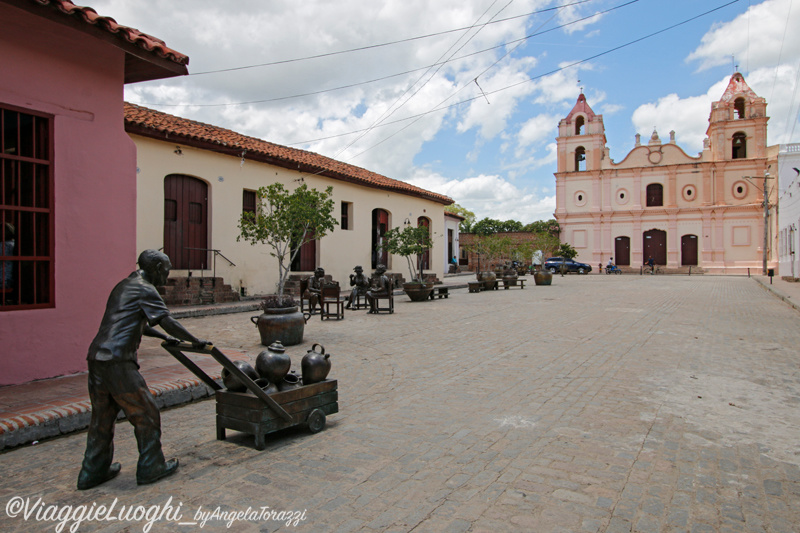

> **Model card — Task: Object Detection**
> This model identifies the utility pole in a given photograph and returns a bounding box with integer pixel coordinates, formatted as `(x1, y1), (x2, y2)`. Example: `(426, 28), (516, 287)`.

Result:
(763, 171), (769, 275)
(744, 170), (774, 275)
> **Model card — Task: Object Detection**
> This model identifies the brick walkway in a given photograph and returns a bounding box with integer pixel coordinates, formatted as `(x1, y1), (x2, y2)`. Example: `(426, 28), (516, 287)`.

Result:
(1, 274), (799, 532)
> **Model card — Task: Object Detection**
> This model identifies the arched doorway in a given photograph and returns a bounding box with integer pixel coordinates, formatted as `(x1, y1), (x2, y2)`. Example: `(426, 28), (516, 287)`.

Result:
(372, 209), (389, 268)
(614, 236), (630, 266)
(163, 174), (208, 270)
(643, 229), (667, 265)
(418, 216), (431, 272)
(681, 234), (698, 266)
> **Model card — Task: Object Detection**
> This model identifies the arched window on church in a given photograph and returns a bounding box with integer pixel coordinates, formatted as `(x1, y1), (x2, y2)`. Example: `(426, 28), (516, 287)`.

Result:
(575, 115), (584, 135)
(646, 183), (663, 207)
(734, 97), (745, 119)
(732, 132), (747, 159)
(575, 146), (586, 172)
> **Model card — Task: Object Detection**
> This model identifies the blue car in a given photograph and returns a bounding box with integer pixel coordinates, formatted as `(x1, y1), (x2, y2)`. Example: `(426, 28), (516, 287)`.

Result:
(544, 257), (592, 274)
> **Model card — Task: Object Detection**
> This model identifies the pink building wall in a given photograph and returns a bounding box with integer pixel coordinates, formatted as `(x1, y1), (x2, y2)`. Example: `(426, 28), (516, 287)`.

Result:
(0, 4), (137, 385)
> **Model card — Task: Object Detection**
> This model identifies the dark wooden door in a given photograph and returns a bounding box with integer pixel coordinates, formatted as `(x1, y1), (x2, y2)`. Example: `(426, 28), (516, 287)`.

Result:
(291, 232), (316, 272)
(614, 236), (630, 266)
(643, 229), (667, 265)
(372, 209), (389, 268)
(164, 175), (208, 270)
(418, 217), (430, 272)
(681, 234), (698, 266)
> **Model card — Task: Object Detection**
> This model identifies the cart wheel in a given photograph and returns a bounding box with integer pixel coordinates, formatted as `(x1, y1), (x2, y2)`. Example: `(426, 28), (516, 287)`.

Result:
(307, 409), (326, 433)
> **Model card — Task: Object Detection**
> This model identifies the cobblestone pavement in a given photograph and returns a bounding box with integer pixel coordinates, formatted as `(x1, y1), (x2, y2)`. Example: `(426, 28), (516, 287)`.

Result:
(2, 275), (799, 532)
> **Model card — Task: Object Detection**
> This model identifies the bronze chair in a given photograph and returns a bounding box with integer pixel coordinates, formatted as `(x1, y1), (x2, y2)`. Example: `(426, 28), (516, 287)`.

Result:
(371, 291), (394, 314)
(350, 291), (368, 310)
(320, 282), (345, 320)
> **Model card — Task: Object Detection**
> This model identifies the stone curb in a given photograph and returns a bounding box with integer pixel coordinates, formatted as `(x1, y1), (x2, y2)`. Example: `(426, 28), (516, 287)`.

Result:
(0, 376), (220, 451)
(753, 277), (800, 313)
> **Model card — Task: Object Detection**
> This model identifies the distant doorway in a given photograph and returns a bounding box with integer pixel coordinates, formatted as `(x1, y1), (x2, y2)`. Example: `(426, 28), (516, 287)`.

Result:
(372, 209), (389, 268)
(418, 217), (431, 272)
(163, 175), (208, 270)
(643, 229), (667, 265)
(614, 236), (630, 266)
(681, 234), (698, 266)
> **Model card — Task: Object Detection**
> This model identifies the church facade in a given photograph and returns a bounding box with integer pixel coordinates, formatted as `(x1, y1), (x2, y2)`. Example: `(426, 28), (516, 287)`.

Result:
(553, 73), (778, 274)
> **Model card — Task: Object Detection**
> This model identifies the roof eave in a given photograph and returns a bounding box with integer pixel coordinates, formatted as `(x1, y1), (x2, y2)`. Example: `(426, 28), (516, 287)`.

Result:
(4, 0), (188, 83)
(125, 124), (453, 205)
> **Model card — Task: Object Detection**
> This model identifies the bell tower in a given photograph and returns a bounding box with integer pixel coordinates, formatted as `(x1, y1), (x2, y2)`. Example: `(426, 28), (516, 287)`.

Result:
(556, 93), (607, 174)
(706, 72), (768, 161)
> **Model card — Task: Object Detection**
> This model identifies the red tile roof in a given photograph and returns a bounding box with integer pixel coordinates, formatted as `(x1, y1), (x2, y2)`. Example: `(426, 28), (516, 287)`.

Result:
(9, 0), (188, 82)
(124, 103), (454, 205)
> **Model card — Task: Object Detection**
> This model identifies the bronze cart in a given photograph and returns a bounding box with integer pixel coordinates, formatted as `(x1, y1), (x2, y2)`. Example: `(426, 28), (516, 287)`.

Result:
(162, 342), (338, 450)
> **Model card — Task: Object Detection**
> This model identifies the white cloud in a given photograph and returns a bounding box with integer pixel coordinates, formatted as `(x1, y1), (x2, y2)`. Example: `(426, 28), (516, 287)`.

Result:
(555, 0), (606, 35)
(631, 65), (800, 153)
(630, 81), (726, 155)
(407, 171), (555, 223)
(516, 114), (559, 158)
(687, 0), (800, 73)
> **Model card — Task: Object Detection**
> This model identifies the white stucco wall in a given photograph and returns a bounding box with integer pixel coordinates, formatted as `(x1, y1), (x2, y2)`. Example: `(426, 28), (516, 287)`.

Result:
(133, 136), (448, 294)
(778, 144), (800, 278)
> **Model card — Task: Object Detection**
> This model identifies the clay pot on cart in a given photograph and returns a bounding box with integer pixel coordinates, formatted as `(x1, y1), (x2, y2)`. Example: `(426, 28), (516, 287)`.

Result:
(302, 343), (332, 384)
(251, 306), (310, 347)
(221, 360), (258, 392)
(255, 341), (291, 383)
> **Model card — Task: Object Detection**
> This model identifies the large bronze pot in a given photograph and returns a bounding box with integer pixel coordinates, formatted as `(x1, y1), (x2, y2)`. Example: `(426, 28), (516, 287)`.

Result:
(533, 270), (553, 286)
(479, 271), (497, 290)
(251, 306), (310, 347)
(402, 281), (434, 301)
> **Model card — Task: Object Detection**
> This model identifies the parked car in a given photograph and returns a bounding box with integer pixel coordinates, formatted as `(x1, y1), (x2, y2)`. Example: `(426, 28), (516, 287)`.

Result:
(544, 257), (592, 274)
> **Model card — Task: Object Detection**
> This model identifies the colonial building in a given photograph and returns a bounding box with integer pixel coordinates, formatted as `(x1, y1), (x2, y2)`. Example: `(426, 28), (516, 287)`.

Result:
(777, 144), (800, 280)
(554, 73), (778, 274)
(125, 104), (454, 299)
(1, 0), (188, 385)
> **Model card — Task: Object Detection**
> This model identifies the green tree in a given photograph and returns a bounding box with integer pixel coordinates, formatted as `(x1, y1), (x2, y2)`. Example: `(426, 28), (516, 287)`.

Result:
(471, 217), (524, 235)
(381, 225), (435, 282)
(464, 234), (512, 272)
(522, 219), (560, 236)
(444, 203), (476, 233)
(238, 183), (337, 296)
(557, 242), (578, 260)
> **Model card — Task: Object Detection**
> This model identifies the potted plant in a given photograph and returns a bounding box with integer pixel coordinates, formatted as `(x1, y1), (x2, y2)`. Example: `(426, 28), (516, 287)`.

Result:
(381, 224), (435, 301)
(467, 235), (511, 290)
(556, 242), (578, 277)
(238, 183), (337, 345)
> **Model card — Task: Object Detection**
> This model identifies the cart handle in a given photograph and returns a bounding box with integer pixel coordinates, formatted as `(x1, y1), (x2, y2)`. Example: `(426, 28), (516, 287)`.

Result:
(161, 342), (293, 422)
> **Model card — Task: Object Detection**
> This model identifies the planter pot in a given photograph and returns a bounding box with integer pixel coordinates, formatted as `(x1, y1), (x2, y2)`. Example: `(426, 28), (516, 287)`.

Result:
(533, 270), (553, 286)
(502, 274), (518, 288)
(478, 271), (496, 290)
(250, 306), (310, 347)
(403, 281), (434, 301)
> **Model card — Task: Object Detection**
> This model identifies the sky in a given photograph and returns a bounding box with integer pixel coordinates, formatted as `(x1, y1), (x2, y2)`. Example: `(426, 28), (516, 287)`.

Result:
(90, 0), (800, 224)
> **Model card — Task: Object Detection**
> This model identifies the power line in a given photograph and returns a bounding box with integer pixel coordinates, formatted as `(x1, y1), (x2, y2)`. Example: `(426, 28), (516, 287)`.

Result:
(286, 0), (742, 148)
(133, 0), (632, 108)
(330, 0), (512, 161)
(343, 2), (565, 163)
(186, 0), (598, 76)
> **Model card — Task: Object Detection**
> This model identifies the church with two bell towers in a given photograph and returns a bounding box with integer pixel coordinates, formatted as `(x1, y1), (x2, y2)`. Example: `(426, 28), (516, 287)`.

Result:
(553, 73), (777, 273)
